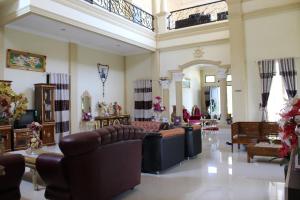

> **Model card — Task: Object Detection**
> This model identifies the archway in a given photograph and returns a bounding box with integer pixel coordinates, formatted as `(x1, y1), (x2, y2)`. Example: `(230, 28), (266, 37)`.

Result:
(166, 59), (230, 125)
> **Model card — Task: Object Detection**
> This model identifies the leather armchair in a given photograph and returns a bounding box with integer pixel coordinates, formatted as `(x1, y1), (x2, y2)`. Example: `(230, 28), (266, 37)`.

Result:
(36, 125), (145, 200)
(0, 154), (25, 200)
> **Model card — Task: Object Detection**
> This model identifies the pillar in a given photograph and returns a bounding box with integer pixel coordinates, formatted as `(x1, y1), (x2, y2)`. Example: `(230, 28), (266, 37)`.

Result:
(156, 0), (169, 33)
(228, 0), (247, 121)
(159, 78), (170, 121)
(173, 72), (184, 118)
(217, 68), (228, 125)
(69, 43), (78, 134)
(152, 50), (161, 98)
(0, 26), (4, 80)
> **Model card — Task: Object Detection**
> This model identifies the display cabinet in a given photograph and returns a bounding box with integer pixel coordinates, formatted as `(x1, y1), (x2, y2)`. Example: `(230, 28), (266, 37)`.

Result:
(34, 84), (56, 145)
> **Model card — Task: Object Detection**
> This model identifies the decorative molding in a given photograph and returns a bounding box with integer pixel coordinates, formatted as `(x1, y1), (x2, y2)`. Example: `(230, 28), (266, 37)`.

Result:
(179, 59), (222, 70)
(159, 38), (230, 52)
(172, 72), (185, 82)
(216, 68), (227, 80)
(193, 48), (204, 59)
(159, 77), (171, 89)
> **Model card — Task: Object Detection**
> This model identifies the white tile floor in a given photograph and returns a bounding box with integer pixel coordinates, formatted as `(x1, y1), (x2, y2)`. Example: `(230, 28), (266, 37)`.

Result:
(20, 128), (285, 200)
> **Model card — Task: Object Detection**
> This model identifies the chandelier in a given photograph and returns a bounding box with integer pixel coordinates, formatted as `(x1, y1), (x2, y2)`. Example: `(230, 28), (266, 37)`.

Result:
(97, 63), (109, 98)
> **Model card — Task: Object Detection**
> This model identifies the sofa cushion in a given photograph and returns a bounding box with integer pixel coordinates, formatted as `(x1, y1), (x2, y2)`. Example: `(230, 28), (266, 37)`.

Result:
(131, 121), (161, 132)
(159, 128), (185, 138)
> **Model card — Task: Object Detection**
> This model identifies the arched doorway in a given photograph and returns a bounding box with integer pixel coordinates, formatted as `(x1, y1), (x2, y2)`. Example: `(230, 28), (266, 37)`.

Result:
(167, 59), (231, 125)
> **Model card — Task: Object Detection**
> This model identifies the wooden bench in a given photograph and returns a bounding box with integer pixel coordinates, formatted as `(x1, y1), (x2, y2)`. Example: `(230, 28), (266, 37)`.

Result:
(231, 122), (279, 152)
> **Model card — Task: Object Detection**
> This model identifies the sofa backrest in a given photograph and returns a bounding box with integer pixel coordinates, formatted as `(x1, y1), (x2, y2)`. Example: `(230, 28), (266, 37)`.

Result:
(231, 122), (279, 139)
(58, 125), (145, 200)
(131, 121), (161, 132)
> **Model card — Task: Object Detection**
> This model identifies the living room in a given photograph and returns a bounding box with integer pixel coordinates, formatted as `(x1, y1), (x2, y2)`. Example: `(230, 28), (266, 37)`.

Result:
(1, 0), (300, 200)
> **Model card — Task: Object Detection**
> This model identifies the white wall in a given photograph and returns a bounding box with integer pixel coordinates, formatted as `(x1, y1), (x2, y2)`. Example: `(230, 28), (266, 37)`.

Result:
(160, 43), (230, 77)
(245, 9), (300, 121)
(3, 28), (69, 109)
(182, 67), (201, 112)
(76, 46), (125, 130)
(3, 28), (126, 134)
(125, 53), (153, 118)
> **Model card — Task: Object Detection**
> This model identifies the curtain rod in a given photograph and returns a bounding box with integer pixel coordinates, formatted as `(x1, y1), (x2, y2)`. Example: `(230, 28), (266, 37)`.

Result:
(255, 56), (300, 63)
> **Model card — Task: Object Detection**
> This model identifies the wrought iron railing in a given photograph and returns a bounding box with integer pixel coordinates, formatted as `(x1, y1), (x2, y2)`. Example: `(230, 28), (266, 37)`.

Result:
(167, 0), (228, 30)
(83, 0), (154, 31)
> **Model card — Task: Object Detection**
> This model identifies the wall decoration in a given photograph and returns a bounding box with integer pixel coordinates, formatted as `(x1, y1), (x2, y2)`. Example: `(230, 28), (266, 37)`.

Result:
(182, 78), (191, 88)
(97, 63), (109, 98)
(6, 49), (46, 72)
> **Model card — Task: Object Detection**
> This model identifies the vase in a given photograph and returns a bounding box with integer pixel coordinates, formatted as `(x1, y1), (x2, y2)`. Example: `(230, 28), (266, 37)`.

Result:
(153, 112), (162, 122)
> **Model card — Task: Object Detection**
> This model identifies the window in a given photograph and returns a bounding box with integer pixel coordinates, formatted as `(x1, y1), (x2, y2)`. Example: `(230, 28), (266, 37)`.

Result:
(226, 74), (232, 82)
(267, 61), (288, 121)
(205, 75), (215, 83)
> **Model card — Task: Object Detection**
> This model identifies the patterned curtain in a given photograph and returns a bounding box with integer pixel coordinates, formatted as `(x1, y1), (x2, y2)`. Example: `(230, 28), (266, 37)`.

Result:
(279, 58), (297, 99)
(134, 80), (152, 121)
(258, 59), (276, 121)
(48, 73), (70, 138)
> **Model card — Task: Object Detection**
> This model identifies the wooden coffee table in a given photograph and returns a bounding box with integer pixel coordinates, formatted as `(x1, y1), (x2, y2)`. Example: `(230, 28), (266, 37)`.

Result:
(10, 147), (61, 190)
(247, 142), (281, 163)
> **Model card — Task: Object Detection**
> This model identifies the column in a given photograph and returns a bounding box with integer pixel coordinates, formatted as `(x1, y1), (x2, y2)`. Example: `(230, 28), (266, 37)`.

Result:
(228, 0), (247, 121)
(159, 78), (170, 121)
(69, 43), (78, 134)
(152, 50), (161, 98)
(217, 68), (228, 125)
(173, 72), (184, 118)
(156, 0), (169, 33)
(0, 26), (4, 80)
(152, 0), (158, 31)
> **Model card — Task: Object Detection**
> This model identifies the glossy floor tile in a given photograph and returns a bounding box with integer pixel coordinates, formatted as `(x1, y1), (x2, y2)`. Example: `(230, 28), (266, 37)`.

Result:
(21, 128), (285, 200)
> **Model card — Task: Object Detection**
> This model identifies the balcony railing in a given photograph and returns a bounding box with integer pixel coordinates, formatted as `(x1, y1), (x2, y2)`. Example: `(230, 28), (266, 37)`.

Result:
(167, 0), (228, 30)
(84, 0), (154, 31)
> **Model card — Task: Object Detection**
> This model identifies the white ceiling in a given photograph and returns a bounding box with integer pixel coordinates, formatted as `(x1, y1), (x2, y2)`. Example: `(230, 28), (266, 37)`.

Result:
(6, 14), (151, 56)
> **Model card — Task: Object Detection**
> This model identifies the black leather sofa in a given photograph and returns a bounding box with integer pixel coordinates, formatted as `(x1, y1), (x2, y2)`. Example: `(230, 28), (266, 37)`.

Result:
(183, 125), (202, 158)
(142, 128), (185, 174)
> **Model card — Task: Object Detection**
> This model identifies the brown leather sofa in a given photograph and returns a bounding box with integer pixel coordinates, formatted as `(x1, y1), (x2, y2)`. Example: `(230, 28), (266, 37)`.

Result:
(231, 122), (279, 152)
(0, 154), (25, 200)
(36, 125), (145, 200)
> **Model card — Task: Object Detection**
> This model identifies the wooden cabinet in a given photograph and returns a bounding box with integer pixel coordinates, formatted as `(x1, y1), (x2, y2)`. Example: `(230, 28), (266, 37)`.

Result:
(40, 123), (55, 146)
(0, 125), (12, 152)
(13, 128), (32, 150)
(94, 115), (130, 128)
(35, 84), (56, 146)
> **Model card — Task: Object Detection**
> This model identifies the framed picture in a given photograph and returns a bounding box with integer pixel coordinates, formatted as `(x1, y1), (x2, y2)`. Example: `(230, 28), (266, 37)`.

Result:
(182, 78), (191, 88)
(6, 49), (46, 72)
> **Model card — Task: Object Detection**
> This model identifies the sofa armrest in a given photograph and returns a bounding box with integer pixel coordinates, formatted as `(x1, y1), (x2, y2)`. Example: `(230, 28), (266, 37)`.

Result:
(36, 153), (69, 190)
(0, 154), (25, 190)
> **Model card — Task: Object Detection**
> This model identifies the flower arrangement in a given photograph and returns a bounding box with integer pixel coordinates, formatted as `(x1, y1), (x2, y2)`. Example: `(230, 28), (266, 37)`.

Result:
(278, 98), (300, 158)
(152, 96), (165, 122)
(0, 82), (28, 124)
(153, 96), (166, 113)
(113, 102), (122, 116)
(27, 122), (43, 153)
(82, 111), (92, 121)
(97, 101), (109, 117)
